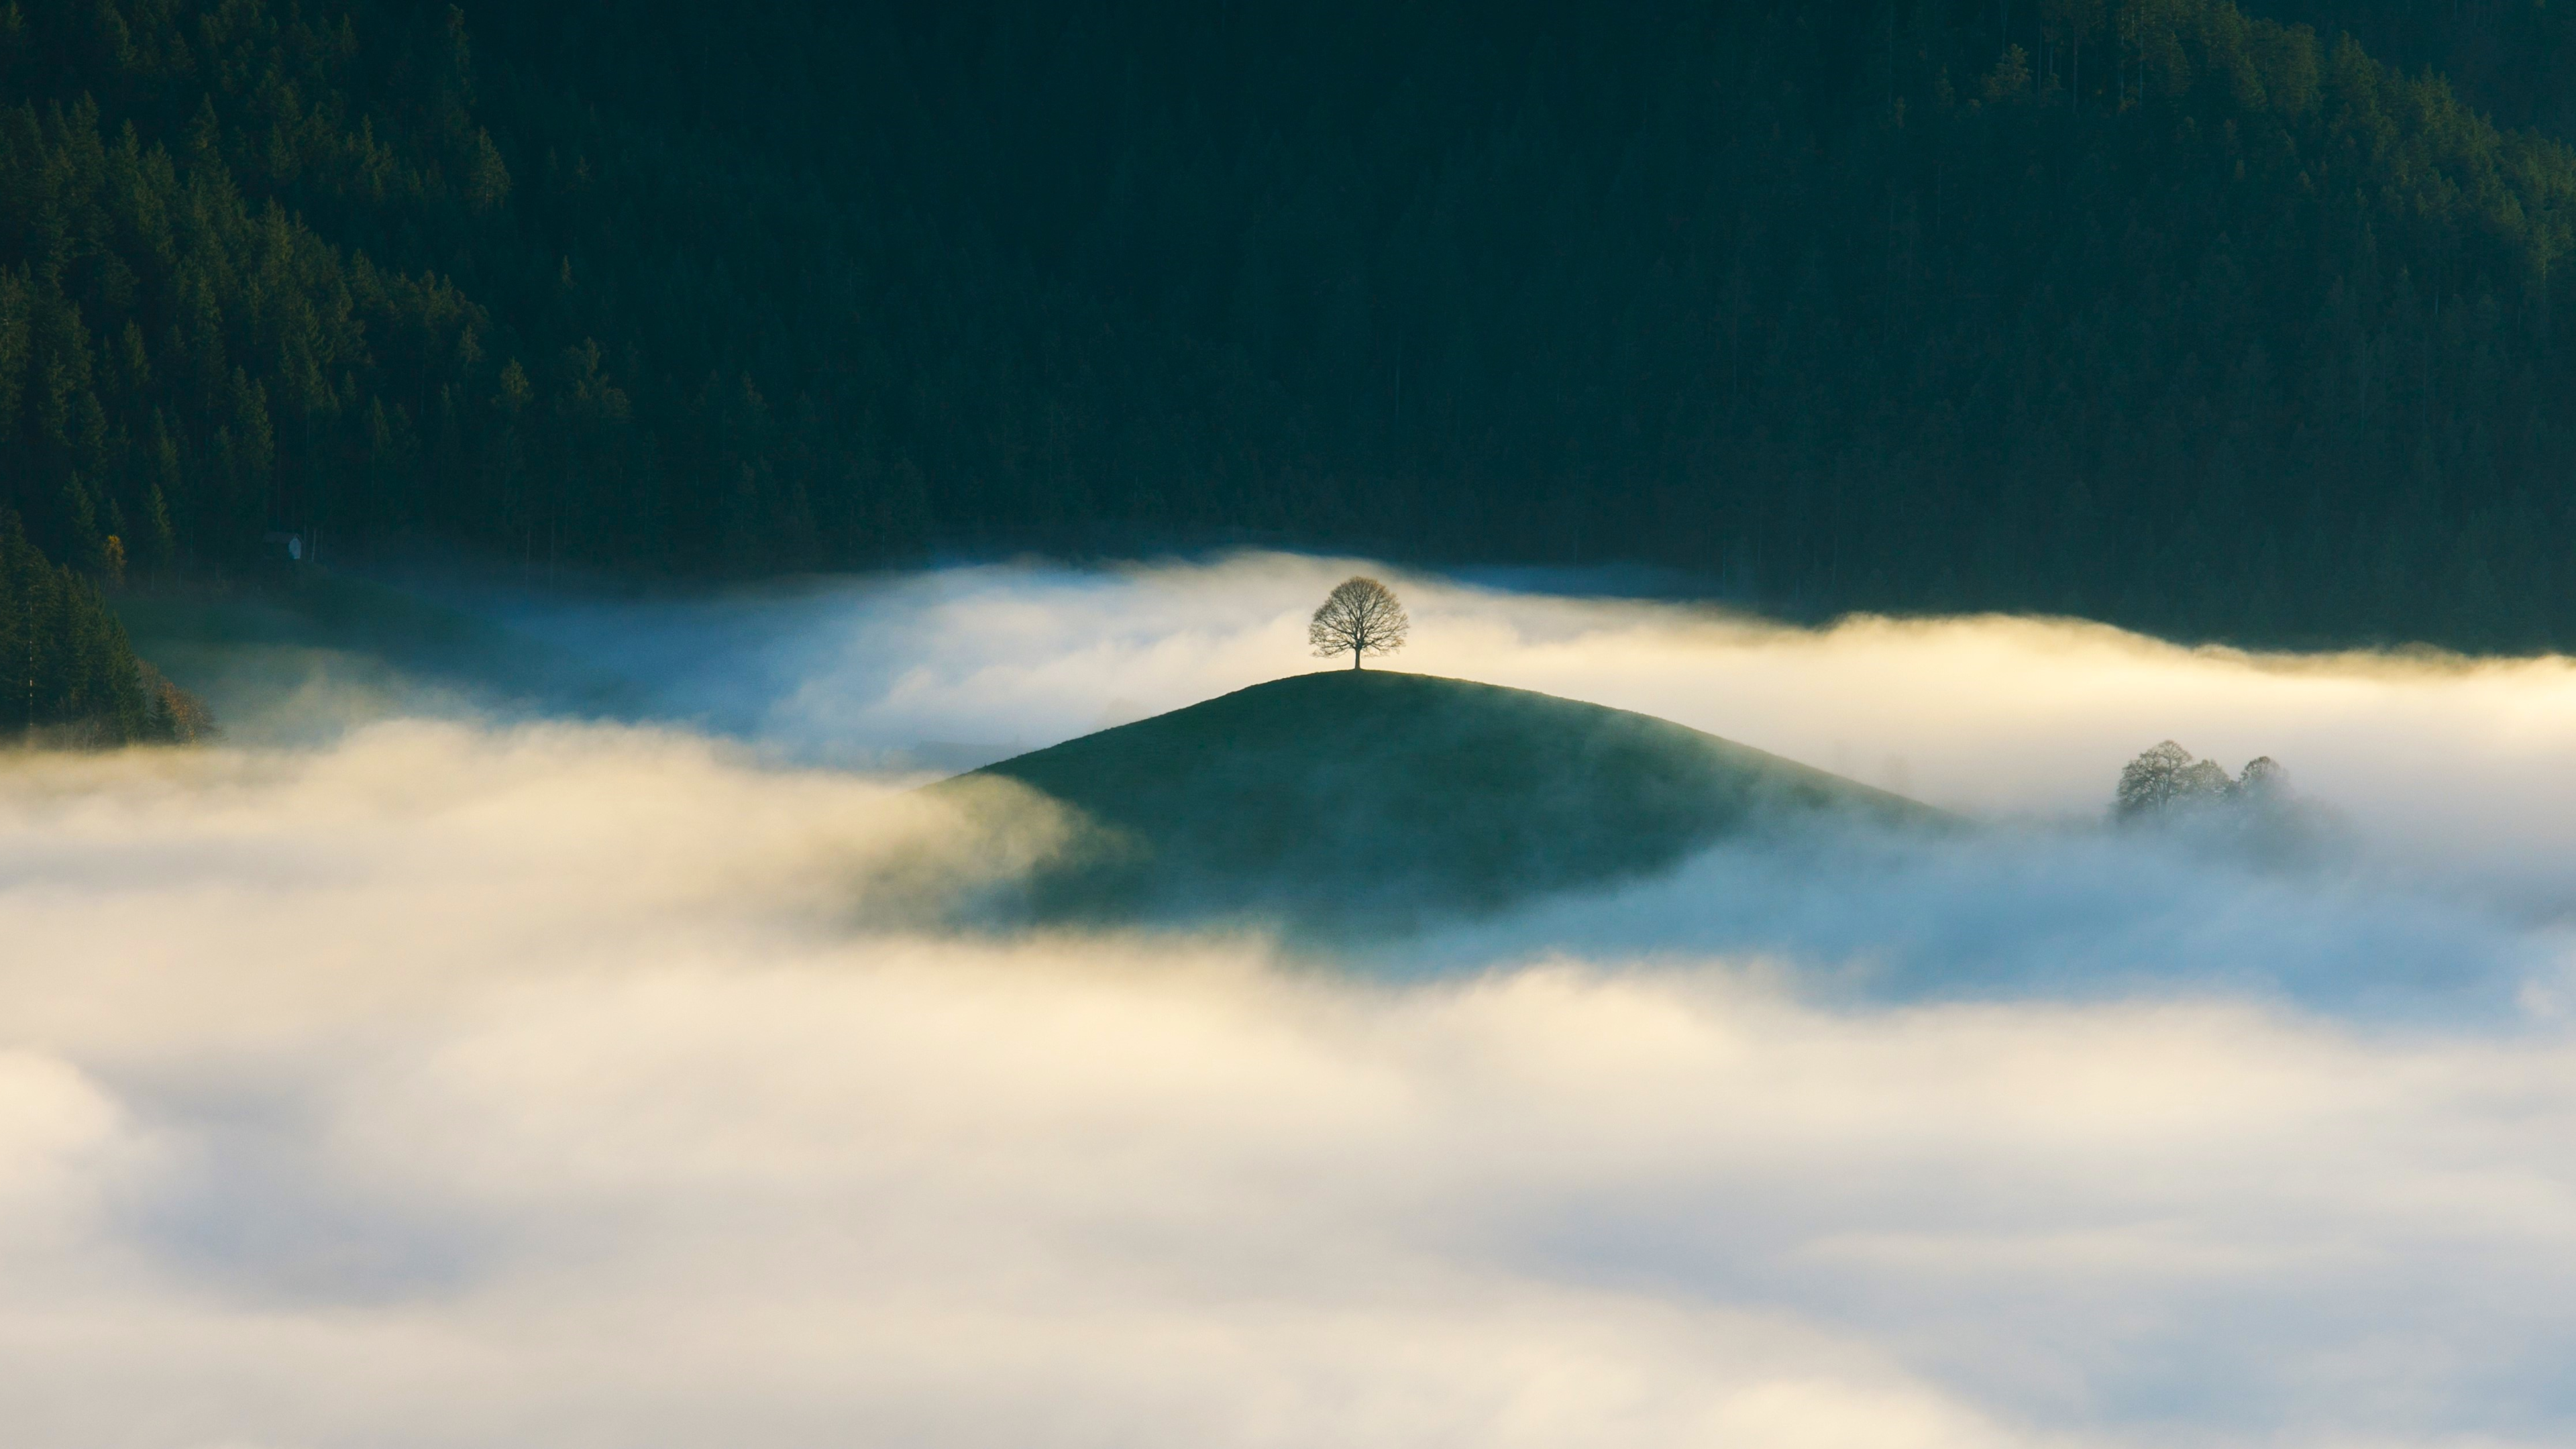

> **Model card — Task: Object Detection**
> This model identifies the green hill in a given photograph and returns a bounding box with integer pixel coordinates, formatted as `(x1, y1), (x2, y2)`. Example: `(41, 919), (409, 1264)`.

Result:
(945, 670), (1939, 933)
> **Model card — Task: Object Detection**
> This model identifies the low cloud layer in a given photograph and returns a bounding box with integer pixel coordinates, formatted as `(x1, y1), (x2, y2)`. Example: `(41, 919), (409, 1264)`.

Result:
(21, 558), (2576, 1446)
(461, 553), (2576, 887)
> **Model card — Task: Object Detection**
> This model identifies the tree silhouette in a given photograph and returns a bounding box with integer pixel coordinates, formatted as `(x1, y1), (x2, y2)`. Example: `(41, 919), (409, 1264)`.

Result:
(2236, 756), (2287, 798)
(2114, 741), (2288, 820)
(2114, 740), (2198, 818)
(1309, 577), (1409, 669)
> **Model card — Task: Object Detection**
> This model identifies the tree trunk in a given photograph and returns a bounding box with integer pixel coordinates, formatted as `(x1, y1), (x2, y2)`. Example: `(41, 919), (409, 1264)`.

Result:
(1352, 646), (1362, 669)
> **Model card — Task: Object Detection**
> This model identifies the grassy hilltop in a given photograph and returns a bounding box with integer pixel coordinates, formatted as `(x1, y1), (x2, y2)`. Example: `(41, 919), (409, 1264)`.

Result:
(951, 669), (1937, 933)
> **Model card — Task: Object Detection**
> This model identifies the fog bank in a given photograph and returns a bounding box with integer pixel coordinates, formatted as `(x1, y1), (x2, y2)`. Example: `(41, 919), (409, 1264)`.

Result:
(460, 553), (2576, 891)
(22, 557), (2576, 1444)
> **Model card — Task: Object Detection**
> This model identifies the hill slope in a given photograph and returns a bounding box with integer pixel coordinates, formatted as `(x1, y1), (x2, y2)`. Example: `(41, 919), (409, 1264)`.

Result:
(948, 670), (1937, 932)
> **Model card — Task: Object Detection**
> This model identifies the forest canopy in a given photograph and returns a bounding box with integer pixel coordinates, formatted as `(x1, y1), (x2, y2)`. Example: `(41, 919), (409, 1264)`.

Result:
(0, 508), (202, 743)
(5, 0), (2576, 710)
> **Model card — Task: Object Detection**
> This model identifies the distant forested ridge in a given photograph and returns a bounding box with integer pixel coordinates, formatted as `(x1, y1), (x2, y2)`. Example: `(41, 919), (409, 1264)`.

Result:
(7, 0), (2576, 656)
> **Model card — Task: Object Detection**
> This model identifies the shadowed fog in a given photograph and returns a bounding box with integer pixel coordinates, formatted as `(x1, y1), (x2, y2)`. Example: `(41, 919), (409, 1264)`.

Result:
(17, 555), (2576, 1446)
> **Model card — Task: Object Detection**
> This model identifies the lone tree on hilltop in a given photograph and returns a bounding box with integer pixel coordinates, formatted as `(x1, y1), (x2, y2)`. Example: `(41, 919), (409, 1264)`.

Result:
(1309, 576), (1409, 669)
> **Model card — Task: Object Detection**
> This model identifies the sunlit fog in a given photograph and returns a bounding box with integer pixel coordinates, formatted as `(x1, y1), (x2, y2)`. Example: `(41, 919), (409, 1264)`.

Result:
(13, 555), (2576, 1448)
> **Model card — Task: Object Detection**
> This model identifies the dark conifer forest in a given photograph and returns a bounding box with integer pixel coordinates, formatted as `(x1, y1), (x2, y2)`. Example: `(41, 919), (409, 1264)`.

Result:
(8, 0), (2576, 730)
(0, 509), (201, 741)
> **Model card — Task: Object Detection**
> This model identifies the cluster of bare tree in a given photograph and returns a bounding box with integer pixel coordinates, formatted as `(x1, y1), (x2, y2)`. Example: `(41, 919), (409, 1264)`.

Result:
(2114, 741), (2286, 820)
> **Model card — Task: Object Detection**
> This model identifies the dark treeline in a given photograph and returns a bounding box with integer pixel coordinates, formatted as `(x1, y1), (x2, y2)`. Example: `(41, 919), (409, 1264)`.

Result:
(0, 509), (201, 742)
(5, 0), (2576, 669)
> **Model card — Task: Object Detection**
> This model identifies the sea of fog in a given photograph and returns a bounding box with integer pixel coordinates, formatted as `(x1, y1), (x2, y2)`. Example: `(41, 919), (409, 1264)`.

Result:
(11, 551), (2576, 1447)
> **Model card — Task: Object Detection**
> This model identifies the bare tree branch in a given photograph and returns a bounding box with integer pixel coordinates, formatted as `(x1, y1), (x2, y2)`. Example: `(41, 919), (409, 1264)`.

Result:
(1309, 577), (1409, 669)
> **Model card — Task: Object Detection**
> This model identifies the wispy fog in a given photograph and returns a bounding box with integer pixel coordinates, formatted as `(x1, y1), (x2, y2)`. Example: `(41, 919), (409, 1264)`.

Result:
(19, 555), (2576, 1446)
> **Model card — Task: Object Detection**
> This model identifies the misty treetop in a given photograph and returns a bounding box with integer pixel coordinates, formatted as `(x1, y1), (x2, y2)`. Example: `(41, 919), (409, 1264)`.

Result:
(2114, 739), (2287, 820)
(8, 0), (2576, 674)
